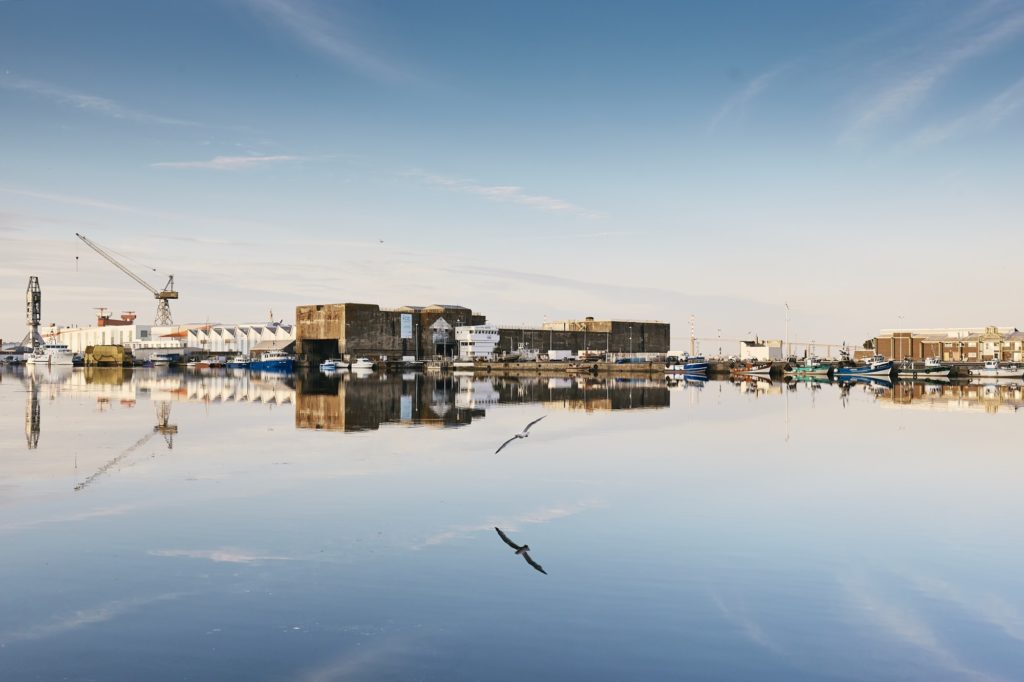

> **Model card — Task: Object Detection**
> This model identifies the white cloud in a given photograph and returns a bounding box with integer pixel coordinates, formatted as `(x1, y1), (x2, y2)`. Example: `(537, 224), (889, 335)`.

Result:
(411, 171), (604, 219)
(841, 11), (1024, 143)
(242, 0), (403, 81)
(912, 75), (1024, 146)
(151, 154), (304, 170)
(709, 66), (788, 132)
(0, 75), (196, 126)
(149, 548), (293, 563)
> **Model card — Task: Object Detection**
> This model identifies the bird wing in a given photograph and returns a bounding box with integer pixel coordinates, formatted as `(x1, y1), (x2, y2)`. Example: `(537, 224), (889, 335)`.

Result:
(523, 415), (546, 433)
(495, 527), (520, 550)
(495, 436), (518, 454)
(523, 552), (547, 575)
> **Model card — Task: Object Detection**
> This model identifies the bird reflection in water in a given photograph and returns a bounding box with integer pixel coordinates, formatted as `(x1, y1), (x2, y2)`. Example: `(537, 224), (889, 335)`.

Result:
(495, 527), (547, 575)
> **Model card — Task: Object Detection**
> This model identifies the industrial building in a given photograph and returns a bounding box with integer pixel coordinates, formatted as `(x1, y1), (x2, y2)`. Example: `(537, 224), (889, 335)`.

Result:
(739, 339), (784, 362)
(296, 303), (485, 362)
(873, 326), (1024, 362)
(295, 302), (671, 363)
(41, 314), (295, 360)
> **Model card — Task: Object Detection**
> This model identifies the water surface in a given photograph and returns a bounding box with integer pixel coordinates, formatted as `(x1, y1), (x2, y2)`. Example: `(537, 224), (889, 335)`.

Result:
(2, 367), (1023, 681)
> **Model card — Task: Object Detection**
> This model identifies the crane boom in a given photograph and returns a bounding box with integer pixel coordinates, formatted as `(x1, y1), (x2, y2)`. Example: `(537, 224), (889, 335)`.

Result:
(75, 233), (178, 325)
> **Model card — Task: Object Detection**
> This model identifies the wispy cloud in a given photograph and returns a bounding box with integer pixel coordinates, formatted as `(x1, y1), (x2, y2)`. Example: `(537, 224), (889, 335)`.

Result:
(416, 500), (599, 549)
(841, 11), (1024, 143)
(151, 154), (304, 170)
(0, 593), (186, 645)
(841, 571), (1006, 682)
(912, 75), (1024, 146)
(149, 548), (294, 563)
(242, 0), (403, 81)
(0, 75), (196, 126)
(410, 171), (604, 219)
(709, 66), (788, 132)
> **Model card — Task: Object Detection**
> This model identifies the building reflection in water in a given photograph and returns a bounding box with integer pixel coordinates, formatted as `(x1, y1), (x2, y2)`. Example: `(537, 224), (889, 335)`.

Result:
(886, 379), (1024, 414)
(294, 373), (671, 432)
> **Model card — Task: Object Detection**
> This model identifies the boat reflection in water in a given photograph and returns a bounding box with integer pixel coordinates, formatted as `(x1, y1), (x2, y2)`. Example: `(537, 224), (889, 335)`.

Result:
(294, 373), (670, 432)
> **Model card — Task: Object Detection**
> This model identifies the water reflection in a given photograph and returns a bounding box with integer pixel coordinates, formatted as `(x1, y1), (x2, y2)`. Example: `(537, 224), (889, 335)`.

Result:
(295, 374), (670, 432)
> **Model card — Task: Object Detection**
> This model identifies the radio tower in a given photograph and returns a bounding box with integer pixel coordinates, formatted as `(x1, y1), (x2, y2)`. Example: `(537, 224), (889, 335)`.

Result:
(20, 276), (45, 350)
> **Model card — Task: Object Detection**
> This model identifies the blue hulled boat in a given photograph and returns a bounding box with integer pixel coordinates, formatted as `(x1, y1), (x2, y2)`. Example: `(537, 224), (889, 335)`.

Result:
(249, 350), (295, 373)
(835, 354), (894, 377)
(666, 354), (708, 374)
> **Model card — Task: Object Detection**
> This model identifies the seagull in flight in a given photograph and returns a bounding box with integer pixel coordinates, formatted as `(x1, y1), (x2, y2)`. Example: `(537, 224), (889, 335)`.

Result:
(495, 527), (547, 575)
(495, 416), (546, 453)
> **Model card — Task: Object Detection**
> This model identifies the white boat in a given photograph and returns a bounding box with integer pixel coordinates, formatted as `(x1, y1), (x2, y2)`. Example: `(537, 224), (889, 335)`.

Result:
(969, 359), (1024, 379)
(149, 353), (173, 365)
(352, 357), (376, 370)
(896, 357), (951, 378)
(25, 343), (75, 366)
(320, 358), (348, 372)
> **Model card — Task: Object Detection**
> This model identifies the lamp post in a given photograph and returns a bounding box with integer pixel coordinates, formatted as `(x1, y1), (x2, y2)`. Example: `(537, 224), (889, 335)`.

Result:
(897, 315), (903, 361)
(784, 302), (790, 358)
(629, 324), (633, 356)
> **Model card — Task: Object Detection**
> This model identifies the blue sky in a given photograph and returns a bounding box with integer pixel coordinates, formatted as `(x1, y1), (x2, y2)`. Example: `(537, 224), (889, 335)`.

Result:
(2, 0), (1023, 348)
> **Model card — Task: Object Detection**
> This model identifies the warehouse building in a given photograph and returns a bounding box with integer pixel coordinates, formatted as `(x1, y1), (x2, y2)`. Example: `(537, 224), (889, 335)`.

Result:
(874, 325), (1023, 362)
(296, 303), (670, 363)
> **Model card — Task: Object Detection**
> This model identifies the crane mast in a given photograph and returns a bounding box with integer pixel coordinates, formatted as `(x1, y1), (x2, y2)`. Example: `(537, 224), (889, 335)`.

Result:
(75, 233), (178, 325)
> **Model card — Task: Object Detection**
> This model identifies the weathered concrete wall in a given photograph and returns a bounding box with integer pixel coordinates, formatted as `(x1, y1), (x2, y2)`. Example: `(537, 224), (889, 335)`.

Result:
(297, 302), (488, 362)
(496, 321), (670, 355)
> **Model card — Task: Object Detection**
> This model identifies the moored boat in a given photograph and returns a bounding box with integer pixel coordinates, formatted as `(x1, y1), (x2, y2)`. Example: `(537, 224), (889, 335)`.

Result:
(352, 357), (376, 370)
(896, 357), (950, 378)
(320, 358), (348, 372)
(249, 350), (295, 372)
(732, 361), (773, 375)
(225, 354), (250, 369)
(785, 357), (830, 376)
(665, 354), (708, 374)
(25, 343), (75, 366)
(969, 358), (1024, 379)
(835, 354), (893, 377)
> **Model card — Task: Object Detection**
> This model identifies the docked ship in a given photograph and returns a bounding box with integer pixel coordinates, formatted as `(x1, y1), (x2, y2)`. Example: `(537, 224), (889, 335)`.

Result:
(226, 354), (250, 369)
(249, 350), (295, 372)
(665, 354), (708, 374)
(969, 359), (1024, 379)
(896, 357), (951, 379)
(732, 361), (773, 376)
(785, 357), (831, 376)
(25, 343), (75, 366)
(835, 354), (894, 377)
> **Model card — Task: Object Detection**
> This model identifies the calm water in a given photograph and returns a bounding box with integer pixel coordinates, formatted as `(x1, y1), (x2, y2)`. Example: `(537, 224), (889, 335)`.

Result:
(2, 366), (1024, 681)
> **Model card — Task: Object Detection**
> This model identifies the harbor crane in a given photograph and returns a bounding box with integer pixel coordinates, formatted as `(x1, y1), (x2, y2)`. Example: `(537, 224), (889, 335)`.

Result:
(75, 233), (178, 326)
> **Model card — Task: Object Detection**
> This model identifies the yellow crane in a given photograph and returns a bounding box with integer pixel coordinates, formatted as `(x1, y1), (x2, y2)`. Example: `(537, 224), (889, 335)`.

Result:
(75, 232), (178, 325)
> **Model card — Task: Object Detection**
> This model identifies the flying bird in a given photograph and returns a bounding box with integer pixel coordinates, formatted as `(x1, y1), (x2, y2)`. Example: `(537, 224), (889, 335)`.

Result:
(494, 416), (546, 453)
(495, 527), (547, 575)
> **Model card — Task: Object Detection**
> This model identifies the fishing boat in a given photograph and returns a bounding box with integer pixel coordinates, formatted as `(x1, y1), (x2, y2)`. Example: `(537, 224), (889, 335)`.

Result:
(320, 358), (348, 372)
(225, 354), (250, 369)
(249, 349), (295, 372)
(26, 343), (75, 366)
(785, 356), (830, 376)
(896, 357), (951, 379)
(732, 361), (773, 376)
(835, 354), (893, 377)
(665, 354), (708, 374)
(969, 358), (1024, 379)
(352, 357), (376, 370)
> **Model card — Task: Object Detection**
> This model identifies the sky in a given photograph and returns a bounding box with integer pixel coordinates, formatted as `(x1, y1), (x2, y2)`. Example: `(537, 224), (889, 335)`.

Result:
(2, 0), (1023, 349)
